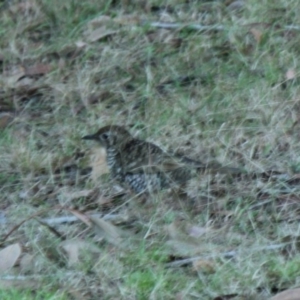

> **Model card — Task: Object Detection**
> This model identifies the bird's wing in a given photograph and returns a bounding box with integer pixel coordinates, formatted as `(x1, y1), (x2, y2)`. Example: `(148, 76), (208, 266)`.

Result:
(125, 163), (172, 174)
(121, 140), (182, 173)
(121, 139), (243, 175)
(125, 156), (186, 174)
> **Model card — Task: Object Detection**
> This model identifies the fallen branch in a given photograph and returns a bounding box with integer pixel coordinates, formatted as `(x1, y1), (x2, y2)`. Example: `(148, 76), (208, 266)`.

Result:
(142, 21), (224, 31)
(141, 21), (300, 32)
(41, 213), (127, 225)
(166, 251), (236, 267)
(0, 206), (128, 244)
(166, 243), (290, 267)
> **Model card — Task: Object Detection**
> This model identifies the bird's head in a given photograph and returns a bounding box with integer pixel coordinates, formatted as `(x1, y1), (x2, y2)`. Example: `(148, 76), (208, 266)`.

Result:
(82, 125), (132, 149)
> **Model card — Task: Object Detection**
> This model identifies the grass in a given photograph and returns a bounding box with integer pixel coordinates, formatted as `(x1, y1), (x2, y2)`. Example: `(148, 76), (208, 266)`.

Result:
(0, 289), (67, 300)
(1, 0), (300, 299)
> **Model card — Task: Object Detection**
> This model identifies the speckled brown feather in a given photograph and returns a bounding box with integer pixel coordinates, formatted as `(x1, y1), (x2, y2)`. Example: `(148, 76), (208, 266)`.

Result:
(83, 125), (241, 193)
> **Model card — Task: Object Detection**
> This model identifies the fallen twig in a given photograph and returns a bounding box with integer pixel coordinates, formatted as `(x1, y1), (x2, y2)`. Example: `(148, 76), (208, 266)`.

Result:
(1, 208), (56, 244)
(142, 21), (224, 31)
(1, 207), (129, 244)
(166, 251), (236, 267)
(141, 21), (300, 32)
(41, 213), (126, 225)
(166, 243), (290, 267)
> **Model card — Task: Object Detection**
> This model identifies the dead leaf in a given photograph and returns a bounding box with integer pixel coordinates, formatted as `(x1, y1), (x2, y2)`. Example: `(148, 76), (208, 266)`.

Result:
(158, 12), (175, 23)
(285, 69), (297, 80)
(1, 63), (50, 89)
(87, 27), (118, 42)
(64, 189), (95, 202)
(0, 113), (15, 129)
(192, 259), (215, 274)
(66, 288), (93, 300)
(88, 15), (112, 29)
(280, 235), (300, 256)
(164, 36), (182, 48)
(58, 58), (66, 69)
(0, 279), (39, 290)
(96, 193), (117, 206)
(69, 209), (92, 226)
(9, 0), (37, 14)
(75, 40), (87, 49)
(250, 28), (263, 43)
(165, 221), (222, 256)
(2, 66), (25, 87)
(0, 243), (22, 274)
(24, 63), (51, 76)
(175, 292), (187, 300)
(0, 211), (6, 225)
(90, 216), (125, 246)
(147, 29), (182, 48)
(60, 239), (101, 266)
(165, 221), (185, 240)
(113, 14), (140, 25)
(166, 221), (209, 242)
(269, 288), (300, 300)
(19, 254), (35, 273)
(227, 1), (245, 11)
(14, 77), (36, 89)
(187, 225), (210, 238)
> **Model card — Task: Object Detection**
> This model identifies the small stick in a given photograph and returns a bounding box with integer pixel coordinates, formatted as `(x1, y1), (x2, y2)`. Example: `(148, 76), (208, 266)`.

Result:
(142, 21), (300, 32)
(166, 243), (290, 267)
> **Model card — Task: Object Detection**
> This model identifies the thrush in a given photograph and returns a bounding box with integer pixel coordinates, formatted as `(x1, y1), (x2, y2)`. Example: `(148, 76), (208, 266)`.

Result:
(82, 125), (242, 194)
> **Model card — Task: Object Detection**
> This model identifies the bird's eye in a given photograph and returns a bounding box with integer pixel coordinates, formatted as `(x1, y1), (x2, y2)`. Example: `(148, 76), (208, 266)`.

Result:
(101, 133), (109, 140)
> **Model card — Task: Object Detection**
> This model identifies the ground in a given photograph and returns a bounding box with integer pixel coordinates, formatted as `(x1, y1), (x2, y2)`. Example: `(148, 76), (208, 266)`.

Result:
(1, 0), (300, 299)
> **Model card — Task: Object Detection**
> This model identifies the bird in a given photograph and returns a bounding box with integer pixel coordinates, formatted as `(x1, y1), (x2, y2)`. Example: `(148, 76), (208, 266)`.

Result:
(82, 125), (242, 194)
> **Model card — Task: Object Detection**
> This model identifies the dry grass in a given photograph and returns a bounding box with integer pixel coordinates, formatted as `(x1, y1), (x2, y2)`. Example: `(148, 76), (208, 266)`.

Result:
(1, 0), (300, 299)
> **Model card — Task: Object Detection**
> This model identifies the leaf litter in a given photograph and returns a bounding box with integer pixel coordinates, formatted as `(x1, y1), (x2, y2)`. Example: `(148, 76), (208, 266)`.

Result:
(1, 0), (300, 298)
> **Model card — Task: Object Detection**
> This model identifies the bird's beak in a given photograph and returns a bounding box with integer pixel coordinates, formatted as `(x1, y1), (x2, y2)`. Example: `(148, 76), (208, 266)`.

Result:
(82, 133), (98, 140)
